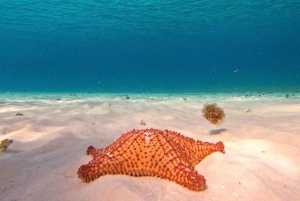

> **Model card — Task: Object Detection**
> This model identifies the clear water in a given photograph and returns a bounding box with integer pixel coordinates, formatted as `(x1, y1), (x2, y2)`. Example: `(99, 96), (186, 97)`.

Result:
(1, 0), (300, 93)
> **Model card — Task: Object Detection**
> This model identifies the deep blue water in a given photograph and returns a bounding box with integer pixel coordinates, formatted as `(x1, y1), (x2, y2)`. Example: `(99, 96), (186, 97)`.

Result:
(1, 1), (300, 93)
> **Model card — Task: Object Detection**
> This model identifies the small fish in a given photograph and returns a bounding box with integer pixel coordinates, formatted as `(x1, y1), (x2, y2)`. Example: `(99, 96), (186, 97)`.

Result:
(233, 70), (239, 73)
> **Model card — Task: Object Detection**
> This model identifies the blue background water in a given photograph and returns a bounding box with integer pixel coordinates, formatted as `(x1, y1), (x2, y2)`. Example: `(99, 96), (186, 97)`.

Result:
(1, 1), (299, 93)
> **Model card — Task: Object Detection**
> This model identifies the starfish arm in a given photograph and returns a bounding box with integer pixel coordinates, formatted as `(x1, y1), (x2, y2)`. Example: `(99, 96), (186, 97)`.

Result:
(86, 146), (104, 158)
(167, 164), (206, 191)
(192, 141), (224, 164)
(199, 141), (224, 153)
(77, 155), (125, 182)
(215, 141), (225, 153)
(77, 162), (100, 182)
(163, 130), (225, 165)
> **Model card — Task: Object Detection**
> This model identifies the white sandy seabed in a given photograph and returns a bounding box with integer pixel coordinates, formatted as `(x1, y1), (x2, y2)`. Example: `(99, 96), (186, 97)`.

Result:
(0, 92), (300, 201)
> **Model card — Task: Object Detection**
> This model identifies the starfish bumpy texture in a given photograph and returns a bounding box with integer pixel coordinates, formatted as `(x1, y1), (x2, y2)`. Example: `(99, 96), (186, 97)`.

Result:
(77, 128), (225, 191)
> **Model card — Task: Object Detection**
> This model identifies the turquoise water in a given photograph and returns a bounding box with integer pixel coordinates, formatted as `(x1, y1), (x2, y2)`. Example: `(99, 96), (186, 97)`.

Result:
(1, 1), (299, 93)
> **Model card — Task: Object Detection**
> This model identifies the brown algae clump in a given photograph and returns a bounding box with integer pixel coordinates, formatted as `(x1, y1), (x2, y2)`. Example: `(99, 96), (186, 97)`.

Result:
(0, 139), (13, 151)
(202, 103), (225, 125)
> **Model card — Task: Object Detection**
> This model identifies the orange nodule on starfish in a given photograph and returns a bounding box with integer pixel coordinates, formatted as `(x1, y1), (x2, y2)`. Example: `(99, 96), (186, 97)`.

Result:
(77, 128), (225, 191)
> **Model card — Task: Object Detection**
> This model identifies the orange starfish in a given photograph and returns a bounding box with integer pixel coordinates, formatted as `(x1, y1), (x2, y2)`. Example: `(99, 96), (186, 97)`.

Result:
(77, 128), (225, 191)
